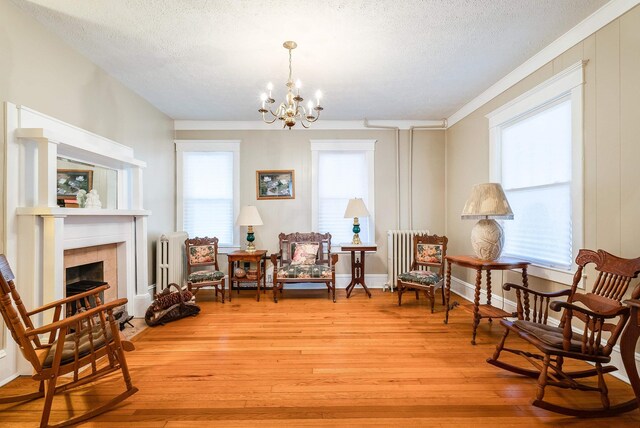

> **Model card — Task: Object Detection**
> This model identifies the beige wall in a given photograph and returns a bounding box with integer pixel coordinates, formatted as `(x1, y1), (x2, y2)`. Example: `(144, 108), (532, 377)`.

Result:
(175, 129), (446, 275)
(0, 0), (175, 282)
(445, 6), (640, 293)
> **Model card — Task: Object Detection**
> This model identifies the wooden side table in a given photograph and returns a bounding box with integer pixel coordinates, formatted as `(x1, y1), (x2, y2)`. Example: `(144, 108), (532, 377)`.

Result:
(341, 244), (377, 298)
(445, 255), (530, 345)
(227, 250), (268, 302)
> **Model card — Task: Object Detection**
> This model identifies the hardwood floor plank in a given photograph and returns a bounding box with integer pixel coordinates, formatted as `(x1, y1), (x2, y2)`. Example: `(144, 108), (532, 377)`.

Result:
(1, 289), (639, 426)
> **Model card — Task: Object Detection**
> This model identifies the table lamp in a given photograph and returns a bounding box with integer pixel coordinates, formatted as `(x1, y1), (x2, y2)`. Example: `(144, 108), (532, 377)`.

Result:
(461, 183), (513, 261)
(344, 198), (369, 245)
(236, 205), (264, 252)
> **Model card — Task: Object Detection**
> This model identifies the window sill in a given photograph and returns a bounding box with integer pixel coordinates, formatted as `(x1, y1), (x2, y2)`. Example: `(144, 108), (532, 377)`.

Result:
(512, 263), (585, 288)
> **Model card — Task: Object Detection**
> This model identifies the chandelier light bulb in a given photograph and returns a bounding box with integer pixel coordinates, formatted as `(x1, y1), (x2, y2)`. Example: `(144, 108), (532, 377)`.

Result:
(315, 90), (322, 105)
(307, 101), (314, 115)
(266, 82), (273, 97)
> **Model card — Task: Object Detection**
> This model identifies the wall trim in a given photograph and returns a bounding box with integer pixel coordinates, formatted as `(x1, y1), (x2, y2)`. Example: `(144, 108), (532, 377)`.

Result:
(174, 120), (446, 131)
(449, 276), (639, 384)
(0, 373), (19, 388)
(447, 0), (640, 127)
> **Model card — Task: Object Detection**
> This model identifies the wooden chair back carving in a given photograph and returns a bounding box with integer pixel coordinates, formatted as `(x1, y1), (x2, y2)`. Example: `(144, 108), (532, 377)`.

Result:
(277, 232), (332, 266)
(412, 234), (447, 276)
(185, 236), (220, 273)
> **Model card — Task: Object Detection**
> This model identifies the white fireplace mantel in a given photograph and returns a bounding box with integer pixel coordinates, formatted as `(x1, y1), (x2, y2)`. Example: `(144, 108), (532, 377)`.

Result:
(4, 103), (152, 322)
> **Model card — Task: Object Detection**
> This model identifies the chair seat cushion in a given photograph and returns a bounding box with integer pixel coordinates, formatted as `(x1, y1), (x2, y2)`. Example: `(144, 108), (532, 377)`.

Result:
(277, 264), (332, 279)
(513, 319), (599, 352)
(188, 270), (224, 283)
(43, 324), (112, 368)
(398, 270), (442, 286)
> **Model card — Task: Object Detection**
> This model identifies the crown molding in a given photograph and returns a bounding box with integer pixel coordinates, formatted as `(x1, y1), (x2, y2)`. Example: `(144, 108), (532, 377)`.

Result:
(447, 0), (640, 127)
(174, 119), (446, 131)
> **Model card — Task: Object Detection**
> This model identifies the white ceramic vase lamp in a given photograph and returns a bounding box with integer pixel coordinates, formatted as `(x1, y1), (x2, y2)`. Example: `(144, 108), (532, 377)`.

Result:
(461, 183), (513, 261)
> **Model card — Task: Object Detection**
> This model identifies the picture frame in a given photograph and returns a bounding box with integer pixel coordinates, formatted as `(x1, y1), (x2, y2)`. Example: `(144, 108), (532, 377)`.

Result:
(57, 169), (93, 198)
(256, 170), (295, 200)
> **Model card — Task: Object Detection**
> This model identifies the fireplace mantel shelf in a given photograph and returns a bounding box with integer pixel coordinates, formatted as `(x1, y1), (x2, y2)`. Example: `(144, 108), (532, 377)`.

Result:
(16, 207), (151, 217)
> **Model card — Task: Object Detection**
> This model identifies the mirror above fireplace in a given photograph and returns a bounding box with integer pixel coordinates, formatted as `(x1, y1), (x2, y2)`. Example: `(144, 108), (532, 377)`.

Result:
(57, 157), (118, 209)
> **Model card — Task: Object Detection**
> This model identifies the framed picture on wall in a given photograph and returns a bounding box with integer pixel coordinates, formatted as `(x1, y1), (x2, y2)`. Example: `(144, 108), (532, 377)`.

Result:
(57, 169), (93, 197)
(256, 170), (295, 200)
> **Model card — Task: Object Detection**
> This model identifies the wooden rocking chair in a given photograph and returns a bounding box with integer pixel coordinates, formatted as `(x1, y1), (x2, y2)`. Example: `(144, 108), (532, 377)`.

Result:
(0, 255), (138, 427)
(486, 249), (640, 417)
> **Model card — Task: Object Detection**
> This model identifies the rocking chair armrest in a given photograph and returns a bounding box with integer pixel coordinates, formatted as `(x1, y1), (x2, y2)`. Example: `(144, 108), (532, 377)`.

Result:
(624, 299), (640, 309)
(26, 298), (127, 337)
(549, 300), (629, 319)
(26, 284), (110, 316)
(502, 282), (572, 299)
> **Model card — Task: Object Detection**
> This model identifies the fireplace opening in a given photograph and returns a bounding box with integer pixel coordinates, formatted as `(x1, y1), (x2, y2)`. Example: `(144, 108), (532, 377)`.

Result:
(65, 261), (107, 316)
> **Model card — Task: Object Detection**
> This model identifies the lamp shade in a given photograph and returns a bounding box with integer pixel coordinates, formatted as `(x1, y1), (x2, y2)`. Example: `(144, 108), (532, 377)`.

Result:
(236, 205), (264, 226)
(461, 183), (513, 220)
(344, 198), (370, 218)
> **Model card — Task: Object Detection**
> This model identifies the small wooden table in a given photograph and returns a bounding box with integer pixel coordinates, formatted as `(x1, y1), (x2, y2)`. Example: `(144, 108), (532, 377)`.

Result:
(341, 244), (377, 298)
(227, 250), (268, 302)
(445, 255), (530, 345)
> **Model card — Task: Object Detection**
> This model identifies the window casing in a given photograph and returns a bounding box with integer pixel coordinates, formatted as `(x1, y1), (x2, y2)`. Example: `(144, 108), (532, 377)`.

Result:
(311, 140), (376, 246)
(176, 141), (240, 248)
(487, 61), (584, 285)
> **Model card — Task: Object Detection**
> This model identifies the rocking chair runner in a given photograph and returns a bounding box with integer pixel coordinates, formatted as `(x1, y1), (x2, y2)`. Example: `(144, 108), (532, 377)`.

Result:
(487, 249), (640, 417)
(0, 255), (138, 427)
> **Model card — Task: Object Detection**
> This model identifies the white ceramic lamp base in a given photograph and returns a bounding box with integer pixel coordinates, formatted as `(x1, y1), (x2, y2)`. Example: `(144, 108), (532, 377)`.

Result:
(470, 219), (505, 261)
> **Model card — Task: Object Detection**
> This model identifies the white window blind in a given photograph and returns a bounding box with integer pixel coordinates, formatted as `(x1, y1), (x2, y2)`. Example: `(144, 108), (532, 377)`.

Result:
(318, 151), (370, 245)
(500, 98), (573, 269)
(182, 151), (234, 245)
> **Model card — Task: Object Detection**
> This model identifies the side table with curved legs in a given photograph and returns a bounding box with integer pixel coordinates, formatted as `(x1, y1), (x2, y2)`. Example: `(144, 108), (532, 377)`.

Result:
(444, 255), (530, 345)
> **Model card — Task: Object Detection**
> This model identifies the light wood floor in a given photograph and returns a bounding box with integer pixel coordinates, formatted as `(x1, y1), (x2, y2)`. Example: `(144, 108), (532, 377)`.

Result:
(2, 288), (640, 427)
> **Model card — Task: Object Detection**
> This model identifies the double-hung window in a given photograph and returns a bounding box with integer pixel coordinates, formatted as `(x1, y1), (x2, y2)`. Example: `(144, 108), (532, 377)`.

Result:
(487, 62), (584, 284)
(311, 140), (376, 245)
(176, 140), (240, 247)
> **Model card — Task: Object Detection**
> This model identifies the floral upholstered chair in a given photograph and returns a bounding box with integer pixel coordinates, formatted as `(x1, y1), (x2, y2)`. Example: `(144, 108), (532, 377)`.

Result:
(397, 234), (448, 313)
(185, 236), (225, 303)
(271, 232), (338, 302)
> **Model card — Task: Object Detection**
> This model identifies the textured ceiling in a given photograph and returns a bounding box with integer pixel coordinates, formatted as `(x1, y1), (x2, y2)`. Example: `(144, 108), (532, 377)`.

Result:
(12, 0), (608, 121)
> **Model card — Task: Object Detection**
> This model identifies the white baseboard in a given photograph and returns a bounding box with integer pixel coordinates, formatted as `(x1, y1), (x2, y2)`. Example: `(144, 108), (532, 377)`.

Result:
(450, 276), (640, 384)
(0, 373), (19, 387)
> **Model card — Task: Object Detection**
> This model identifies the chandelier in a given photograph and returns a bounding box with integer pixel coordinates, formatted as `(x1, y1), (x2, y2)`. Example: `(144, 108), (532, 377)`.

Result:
(258, 41), (323, 129)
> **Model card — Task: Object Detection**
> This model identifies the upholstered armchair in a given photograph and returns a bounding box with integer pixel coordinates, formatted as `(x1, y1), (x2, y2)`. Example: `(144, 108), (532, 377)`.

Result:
(270, 232), (338, 302)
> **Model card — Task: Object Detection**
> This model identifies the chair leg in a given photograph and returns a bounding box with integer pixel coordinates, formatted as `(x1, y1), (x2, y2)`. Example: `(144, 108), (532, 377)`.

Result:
(397, 282), (403, 306)
(415, 290), (420, 300)
(428, 288), (435, 313)
(220, 280), (226, 304)
(440, 285), (445, 305)
(535, 354), (551, 402)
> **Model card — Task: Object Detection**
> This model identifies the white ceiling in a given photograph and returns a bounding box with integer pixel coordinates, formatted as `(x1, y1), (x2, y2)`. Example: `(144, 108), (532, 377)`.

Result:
(12, 0), (608, 121)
